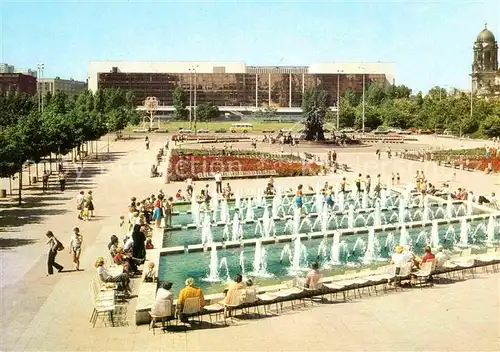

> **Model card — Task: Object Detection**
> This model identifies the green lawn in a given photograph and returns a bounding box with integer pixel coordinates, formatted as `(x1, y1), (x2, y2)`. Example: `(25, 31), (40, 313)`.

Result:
(126, 120), (298, 132)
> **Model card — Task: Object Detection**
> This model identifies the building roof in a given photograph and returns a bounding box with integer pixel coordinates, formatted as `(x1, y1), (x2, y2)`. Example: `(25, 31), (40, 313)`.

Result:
(477, 24), (496, 43)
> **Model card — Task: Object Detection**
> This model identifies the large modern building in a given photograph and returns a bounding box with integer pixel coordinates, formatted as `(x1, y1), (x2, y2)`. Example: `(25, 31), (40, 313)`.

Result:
(472, 24), (500, 97)
(88, 61), (395, 112)
(38, 77), (87, 100)
(0, 63), (37, 77)
(0, 73), (37, 95)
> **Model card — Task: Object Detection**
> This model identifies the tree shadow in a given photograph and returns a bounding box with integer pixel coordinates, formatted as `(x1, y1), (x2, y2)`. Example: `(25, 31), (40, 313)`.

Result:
(0, 208), (67, 229)
(0, 237), (38, 249)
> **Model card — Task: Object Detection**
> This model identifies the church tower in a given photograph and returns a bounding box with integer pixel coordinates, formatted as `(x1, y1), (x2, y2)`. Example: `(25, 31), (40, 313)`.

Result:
(471, 23), (500, 96)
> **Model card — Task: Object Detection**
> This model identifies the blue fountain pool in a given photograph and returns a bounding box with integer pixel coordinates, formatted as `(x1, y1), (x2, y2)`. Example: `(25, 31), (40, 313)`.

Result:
(158, 218), (500, 297)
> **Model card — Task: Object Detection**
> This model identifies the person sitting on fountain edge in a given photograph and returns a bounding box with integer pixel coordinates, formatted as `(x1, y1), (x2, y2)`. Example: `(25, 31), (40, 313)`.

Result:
(305, 261), (321, 289)
(177, 277), (205, 322)
(222, 274), (245, 304)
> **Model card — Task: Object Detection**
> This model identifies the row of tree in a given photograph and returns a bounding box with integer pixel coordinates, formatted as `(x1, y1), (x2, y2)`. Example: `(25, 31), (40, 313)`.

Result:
(0, 88), (140, 203)
(330, 84), (500, 138)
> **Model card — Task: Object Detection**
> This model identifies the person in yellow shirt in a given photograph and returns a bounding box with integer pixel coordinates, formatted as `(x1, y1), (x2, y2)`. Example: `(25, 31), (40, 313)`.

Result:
(177, 277), (205, 322)
(355, 173), (362, 193)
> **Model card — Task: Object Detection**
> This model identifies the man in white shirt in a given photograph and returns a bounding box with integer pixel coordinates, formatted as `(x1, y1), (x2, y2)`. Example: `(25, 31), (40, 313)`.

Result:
(76, 191), (85, 220)
(390, 245), (406, 273)
(434, 246), (451, 269)
(214, 173), (222, 194)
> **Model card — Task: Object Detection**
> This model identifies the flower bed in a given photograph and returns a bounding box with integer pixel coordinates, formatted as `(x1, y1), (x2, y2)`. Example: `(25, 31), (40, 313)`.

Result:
(168, 149), (320, 181)
(451, 156), (500, 172)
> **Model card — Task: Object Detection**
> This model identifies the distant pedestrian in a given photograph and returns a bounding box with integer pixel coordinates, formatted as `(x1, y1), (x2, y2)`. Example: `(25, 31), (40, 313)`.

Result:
(46, 231), (64, 275)
(42, 170), (50, 191)
(376, 149), (380, 160)
(215, 172), (222, 194)
(69, 227), (83, 271)
(76, 191), (85, 220)
(85, 190), (95, 218)
(58, 170), (66, 192)
(145, 136), (150, 150)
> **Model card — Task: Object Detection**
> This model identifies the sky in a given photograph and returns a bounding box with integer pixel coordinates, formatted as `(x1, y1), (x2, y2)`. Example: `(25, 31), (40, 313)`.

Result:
(1, 0), (499, 93)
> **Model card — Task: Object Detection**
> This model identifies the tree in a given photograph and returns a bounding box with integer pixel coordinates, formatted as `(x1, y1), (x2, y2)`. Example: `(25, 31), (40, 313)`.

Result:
(195, 103), (220, 122)
(344, 89), (359, 107)
(354, 104), (382, 130)
(302, 87), (328, 140)
(338, 97), (356, 128)
(481, 115), (500, 138)
(254, 105), (278, 122)
(366, 83), (387, 106)
(172, 87), (188, 121)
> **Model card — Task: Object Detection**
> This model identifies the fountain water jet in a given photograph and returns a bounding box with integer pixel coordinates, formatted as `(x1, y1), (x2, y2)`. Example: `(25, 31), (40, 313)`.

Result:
(487, 215), (496, 245)
(431, 220), (440, 248)
(363, 228), (376, 263)
(330, 232), (341, 264)
(459, 218), (469, 247)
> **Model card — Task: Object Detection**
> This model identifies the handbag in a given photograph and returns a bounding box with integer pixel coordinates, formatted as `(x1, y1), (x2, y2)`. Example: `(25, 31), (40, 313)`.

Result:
(56, 239), (65, 251)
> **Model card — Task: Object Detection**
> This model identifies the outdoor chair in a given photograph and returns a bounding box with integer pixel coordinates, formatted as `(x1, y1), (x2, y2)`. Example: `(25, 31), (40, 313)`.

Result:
(296, 276), (325, 306)
(149, 299), (175, 335)
(366, 265), (397, 293)
(178, 297), (203, 326)
(88, 283), (115, 328)
(476, 247), (500, 272)
(268, 280), (304, 312)
(412, 261), (434, 288)
(256, 291), (279, 315)
(395, 262), (413, 290)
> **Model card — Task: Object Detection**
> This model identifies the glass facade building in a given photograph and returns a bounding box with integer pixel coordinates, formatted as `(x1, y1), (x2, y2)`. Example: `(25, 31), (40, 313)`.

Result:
(97, 66), (389, 108)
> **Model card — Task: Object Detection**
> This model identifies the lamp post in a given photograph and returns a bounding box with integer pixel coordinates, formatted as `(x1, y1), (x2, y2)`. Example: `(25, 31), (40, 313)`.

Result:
(106, 123), (110, 156)
(37, 63), (44, 113)
(336, 69), (344, 131)
(193, 66), (199, 135)
(189, 68), (193, 129)
(359, 66), (365, 134)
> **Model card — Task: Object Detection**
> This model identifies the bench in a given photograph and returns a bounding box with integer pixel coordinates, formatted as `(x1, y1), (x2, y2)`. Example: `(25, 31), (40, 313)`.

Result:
(304, 152), (315, 160)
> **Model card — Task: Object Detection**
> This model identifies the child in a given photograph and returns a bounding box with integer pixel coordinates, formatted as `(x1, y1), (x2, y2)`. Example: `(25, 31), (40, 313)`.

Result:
(69, 227), (83, 271)
(143, 262), (156, 283)
(82, 204), (89, 221)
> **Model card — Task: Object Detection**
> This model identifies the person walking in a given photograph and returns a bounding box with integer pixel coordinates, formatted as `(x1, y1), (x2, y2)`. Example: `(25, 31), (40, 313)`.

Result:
(42, 170), (50, 192)
(76, 191), (85, 220)
(85, 190), (95, 218)
(46, 231), (64, 275)
(58, 170), (66, 192)
(355, 173), (362, 193)
(145, 136), (150, 150)
(69, 227), (83, 271)
(214, 172), (222, 194)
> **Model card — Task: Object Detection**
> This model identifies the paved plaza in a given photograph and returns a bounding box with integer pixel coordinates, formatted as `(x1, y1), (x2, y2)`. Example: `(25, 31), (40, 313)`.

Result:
(1, 134), (499, 351)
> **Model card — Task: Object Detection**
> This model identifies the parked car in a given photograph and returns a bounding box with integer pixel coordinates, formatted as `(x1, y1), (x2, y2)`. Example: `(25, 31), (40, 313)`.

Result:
(178, 128), (193, 133)
(340, 128), (356, 133)
(215, 128), (227, 133)
(197, 129), (210, 133)
(373, 127), (390, 135)
(396, 129), (412, 135)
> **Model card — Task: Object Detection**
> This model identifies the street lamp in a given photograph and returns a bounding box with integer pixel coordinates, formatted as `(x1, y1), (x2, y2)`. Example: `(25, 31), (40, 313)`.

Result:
(106, 123), (110, 156)
(188, 68), (193, 129)
(336, 69), (344, 131)
(192, 65), (199, 134)
(37, 63), (44, 113)
(359, 66), (365, 134)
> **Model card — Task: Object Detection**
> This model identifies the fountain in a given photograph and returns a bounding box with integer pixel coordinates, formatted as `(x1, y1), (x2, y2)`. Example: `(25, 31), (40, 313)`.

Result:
(313, 193), (324, 214)
(459, 217), (469, 247)
(235, 190), (241, 210)
(291, 234), (308, 271)
(255, 189), (263, 207)
(219, 257), (230, 281)
(245, 198), (254, 222)
(361, 191), (369, 209)
(351, 182), (358, 199)
(191, 197), (200, 227)
(293, 208), (301, 235)
(222, 224), (230, 242)
(251, 240), (271, 277)
(380, 188), (387, 208)
(374, 201), (382, 226)
(211, 193), (219, 222)
(338, 191), (345, 212)
(422, 195), (430, 221)
(317, 238), (328, 262)
(403, 188), (411, 206)
(231, 212), (243, 241)
(430, 220), (440, 248)
(205, 243), (221, 282)
(280, 244), (293, 265)
(486, 215), (496, 245)
(467, 193), (473, 215)
(220, 200), (230, 224)
(399, 225), (409, 246)
(446, 194), (453, 219)
(398, 197), (406, 223)
(321, 206), (328, 234)
(385, 232), (395, 251)
(201, 213), (213, 246)
(363, 228), (376, 263)
(347, 205), (355, 228)
(272, 195), (281, 219)
(256, 206), (276, 238)
(330, 232), (341, 264)
(387, 176), (392, 192)
(239, 251), (246, 275)
(352, 237), (366, 259)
